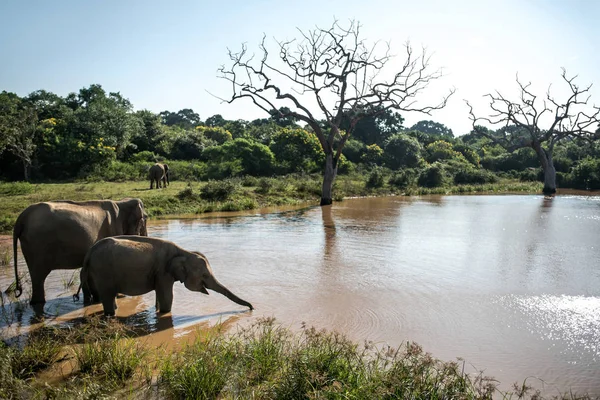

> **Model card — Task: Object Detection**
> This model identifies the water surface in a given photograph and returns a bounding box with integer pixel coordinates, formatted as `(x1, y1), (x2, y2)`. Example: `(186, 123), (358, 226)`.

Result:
(2, 194), (600, 395)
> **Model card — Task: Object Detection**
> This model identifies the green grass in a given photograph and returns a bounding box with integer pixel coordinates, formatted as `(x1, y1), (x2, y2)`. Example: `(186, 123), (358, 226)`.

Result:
(0, 313), (596, 400)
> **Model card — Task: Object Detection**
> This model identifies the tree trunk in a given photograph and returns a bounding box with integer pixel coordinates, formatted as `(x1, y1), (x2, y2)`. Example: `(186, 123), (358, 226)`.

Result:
(321, 153), (338, 206)
(22, 160), (29, 182)
(532, 142), (556, 195)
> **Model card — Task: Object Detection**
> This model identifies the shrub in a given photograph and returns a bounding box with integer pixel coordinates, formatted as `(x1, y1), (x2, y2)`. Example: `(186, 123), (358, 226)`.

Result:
(570, 157), (600, 189)
(425, 140), (466, 163)
(518, 168), (541, 182)
(342, 139), (366, 164)
(361, 144), (384, 165)
(384, 134), (423, 169)
(389, 169), (418, 189)
(270, 128), (323, 173)
(366, 167), (386, 188)
(204, 139), (275, 176)
(453, 168), (498, 185)
(200, 180), (240, 201)
(418, 163), (448, 187)
(129, 151), (158, 163)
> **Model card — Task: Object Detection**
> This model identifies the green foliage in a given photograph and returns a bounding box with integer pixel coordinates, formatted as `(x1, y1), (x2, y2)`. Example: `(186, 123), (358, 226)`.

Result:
(0, 181), (35, 196)
(410, 120), (454, 138)
(366, 166), (386, 188)
(425, 140), (468, 164)
(481, 147), (538, 171)
(342, 139), (366, 163)
(389, 169), (419, 189)
(453, 168), (498, 185)
(200, 179), (240, 201)
(195, 125), (233, 144)
(270, 128), (323, 173)
(453, 143), (481, 166)
(384, 133), (423, 169)
(361, 144), (384, 165)
(418, 162), (449, 188)
(204, 138), (275, 176)
(128, 150), (158, 163)
(570, 157), (600, 189)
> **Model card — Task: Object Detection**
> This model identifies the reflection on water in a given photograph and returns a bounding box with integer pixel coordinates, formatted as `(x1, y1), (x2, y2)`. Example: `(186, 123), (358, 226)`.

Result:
(2, 194), (600, 394)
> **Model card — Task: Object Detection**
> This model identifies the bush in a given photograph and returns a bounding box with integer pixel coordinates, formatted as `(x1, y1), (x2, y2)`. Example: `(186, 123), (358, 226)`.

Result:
(129, 151), (158, 163)
(453, 168), (498, 185)
(204, 139), (275, 176)
(518, 168), (541, 182)
(342, 139), (366, 164)
(389, 169), (418, 189)
(270, 128), (323, 173)
(384, 134), (423, 169)
(200, 180), (240, 201)
(425, 140), (466, 164)
(366, 167), (386, 188)
(361, 144), (384, 165)
(418, 163), (448, 188)
(570, 157), (600, 189)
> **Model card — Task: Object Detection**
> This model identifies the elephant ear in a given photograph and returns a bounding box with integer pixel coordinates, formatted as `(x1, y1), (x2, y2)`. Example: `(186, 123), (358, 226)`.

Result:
(163, 164), (169, 172)
(168, 256), (187, 283)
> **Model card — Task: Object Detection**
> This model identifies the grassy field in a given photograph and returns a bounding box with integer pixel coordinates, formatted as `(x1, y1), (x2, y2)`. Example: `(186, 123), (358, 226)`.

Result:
(0, 175), (542, 235)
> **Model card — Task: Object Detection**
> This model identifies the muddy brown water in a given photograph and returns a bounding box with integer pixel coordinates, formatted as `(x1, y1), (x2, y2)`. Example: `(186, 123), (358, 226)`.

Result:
(1, 194), (600, 395)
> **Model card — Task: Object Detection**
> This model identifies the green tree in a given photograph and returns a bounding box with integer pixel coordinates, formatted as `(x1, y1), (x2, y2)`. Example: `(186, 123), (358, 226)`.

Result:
(0, 92), (38, 180)
(410, 120), (454, 139)
(204, 138), (275, 176)
(383, 133), (423, 169)
(269, 128), (324, 173)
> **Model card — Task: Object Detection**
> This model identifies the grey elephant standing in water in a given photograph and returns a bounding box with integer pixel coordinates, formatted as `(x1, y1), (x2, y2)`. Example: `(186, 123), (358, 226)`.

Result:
(11, 199), (148, 304)
(149, 163), (169, 189)
(77, 236), (253, 316)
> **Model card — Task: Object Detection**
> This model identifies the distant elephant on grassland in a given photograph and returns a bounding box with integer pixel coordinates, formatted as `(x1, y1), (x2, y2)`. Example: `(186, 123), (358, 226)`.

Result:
(76, 236), (253, 316)
(11, 199), (148, 304)
(149, 163), (169, 189)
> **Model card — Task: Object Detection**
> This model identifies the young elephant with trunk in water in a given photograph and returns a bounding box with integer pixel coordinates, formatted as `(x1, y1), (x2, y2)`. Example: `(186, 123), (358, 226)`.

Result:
(78, 236), (253, 316)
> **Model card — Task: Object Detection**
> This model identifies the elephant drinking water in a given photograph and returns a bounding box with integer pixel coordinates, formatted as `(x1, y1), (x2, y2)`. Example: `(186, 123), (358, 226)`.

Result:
(11, 198), (148, 304)
(77, 236), (253, 316)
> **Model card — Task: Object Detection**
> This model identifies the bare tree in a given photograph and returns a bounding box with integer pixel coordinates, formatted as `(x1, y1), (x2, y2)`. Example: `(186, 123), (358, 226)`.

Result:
(219, 20), (453, 205)
(467, 69), (600, 195)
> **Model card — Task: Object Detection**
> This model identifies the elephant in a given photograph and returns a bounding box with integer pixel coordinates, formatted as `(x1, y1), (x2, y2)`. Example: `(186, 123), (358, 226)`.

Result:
(12, 198), (148, 305)
(77, 236), (253, 316)
(149, 163), (169, 189)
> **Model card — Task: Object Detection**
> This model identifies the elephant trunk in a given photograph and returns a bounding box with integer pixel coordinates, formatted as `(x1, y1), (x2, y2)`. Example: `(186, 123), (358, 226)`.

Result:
(206, 277), (253, 310)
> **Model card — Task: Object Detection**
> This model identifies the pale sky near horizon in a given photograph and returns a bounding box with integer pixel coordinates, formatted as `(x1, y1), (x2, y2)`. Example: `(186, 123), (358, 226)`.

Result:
(1, 0), (599, 135)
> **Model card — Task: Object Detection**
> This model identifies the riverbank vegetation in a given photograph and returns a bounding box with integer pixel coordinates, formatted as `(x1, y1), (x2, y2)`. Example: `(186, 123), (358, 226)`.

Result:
(0, 176), (542, 235)
(0, 315), (595, 399)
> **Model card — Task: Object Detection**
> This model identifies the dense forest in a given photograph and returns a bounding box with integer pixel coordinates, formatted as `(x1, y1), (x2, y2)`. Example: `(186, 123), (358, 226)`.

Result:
(1, 84), (599, 191)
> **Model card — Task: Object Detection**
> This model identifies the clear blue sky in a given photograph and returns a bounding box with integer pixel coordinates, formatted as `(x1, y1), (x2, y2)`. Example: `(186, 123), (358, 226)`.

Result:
(1, 0), (598, 135)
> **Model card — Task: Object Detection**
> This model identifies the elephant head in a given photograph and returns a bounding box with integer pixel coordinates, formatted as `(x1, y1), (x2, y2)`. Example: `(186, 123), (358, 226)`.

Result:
(167, 251), (253, 309)
(119, 199), (148, 236)
(163, 164), (170, 185)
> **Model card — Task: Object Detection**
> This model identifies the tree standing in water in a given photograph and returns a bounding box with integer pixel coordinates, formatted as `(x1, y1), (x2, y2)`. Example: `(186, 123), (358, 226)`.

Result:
(467, 69), (600, 196)
(219, 20), (453, 205)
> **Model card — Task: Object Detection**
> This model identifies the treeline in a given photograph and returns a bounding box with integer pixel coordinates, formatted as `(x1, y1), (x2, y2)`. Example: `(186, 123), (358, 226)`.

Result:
(1, 84), (599, 189)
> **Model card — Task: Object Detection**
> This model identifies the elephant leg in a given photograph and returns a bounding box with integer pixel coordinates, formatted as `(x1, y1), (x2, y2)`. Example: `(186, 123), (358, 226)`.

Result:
(101, 295), (117, 317)
(29, 268), (50, 305)
(155, 286), (173, 313)
(150, 180), (154, 189)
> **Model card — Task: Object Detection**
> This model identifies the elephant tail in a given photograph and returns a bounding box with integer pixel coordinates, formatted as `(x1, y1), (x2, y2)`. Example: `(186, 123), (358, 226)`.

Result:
(12, 218), (23, 298)
(75, 250), (92, 302)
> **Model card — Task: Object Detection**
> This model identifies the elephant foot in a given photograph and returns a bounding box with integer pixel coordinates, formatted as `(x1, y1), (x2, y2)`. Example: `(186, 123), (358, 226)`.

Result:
(158, 308), (172, 314)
